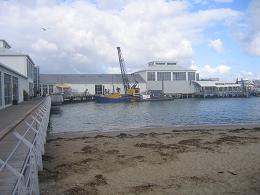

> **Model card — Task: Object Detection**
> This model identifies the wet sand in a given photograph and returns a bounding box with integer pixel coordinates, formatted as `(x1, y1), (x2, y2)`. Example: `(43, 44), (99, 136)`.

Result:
(40, 126), (260, 195)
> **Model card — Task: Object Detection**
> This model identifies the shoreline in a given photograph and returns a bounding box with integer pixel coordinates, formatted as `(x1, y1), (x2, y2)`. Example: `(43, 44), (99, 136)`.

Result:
(40, 125), (260, 194)
(47, 122), (260, 140)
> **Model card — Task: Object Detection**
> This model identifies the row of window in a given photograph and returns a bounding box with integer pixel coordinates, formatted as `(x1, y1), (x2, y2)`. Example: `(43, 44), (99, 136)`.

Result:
(0, 72), (19, 107)
(27, 59), (34, 79)
(147, 72), (196, 81)
(39, 84), (54, 96)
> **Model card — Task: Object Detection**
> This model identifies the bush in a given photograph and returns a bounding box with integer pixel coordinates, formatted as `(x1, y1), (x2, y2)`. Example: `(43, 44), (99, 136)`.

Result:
(12, 99), (18, 105)
(23, 90), (29, 101)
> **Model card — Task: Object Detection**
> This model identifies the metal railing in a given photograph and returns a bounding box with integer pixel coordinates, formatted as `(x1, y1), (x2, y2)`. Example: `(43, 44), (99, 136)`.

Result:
(0, 96), (51, 195)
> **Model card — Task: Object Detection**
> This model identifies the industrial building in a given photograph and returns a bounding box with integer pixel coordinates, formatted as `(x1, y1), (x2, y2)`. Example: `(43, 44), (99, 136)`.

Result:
(39, 59), (248, 99)
(39, 74), (146, 96)
(193, 81), (245, 97)
(0, 40), (39, 109)
(134, 61), (198, 97)
(39, 61), (198, 97)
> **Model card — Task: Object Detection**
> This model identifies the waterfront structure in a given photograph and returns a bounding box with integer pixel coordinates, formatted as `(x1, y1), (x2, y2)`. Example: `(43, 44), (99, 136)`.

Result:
(0, 62), (28, 109)
(39, 74), (146, 96)
(193, 81), (244, 97)
(0, 97), (51, 194)
(0, 40), (36, 97)
(134, 61), (198, 97)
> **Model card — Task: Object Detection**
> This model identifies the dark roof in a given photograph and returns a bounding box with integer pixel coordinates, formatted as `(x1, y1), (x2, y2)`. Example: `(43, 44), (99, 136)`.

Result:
(40, 74), (146, 84)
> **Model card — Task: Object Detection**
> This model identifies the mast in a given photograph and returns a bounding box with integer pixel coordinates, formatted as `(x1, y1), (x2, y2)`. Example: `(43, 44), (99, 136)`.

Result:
(117, 47), (130, 94)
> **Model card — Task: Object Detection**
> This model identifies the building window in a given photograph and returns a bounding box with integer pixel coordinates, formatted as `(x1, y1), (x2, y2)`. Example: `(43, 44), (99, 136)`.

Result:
(95, 85), (103, 95)
(0, 72), (2, 107)
(29, 83), (33, 97)
(155, 62), (165, 65)
(34, 66), (40, 96)
(49, 85), (54, 94)
(172, 72), (186, 80)
(188, 72), (195, 81)
(147, 72), (156, 81)
(157, 72), (171, 81)
(43, 84), (48, 96)
(196, 73), (199, 81)
(39, 84), (42, 96)
(12, 76), (18, 101)
(4, 73), (12, 105)
(27, 59), (34, 79)
(166, 62), (176, 65)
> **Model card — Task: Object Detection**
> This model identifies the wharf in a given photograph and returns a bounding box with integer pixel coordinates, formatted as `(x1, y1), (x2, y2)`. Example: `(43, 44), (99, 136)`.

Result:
(0, 97), (51, 195)
(63, 95), (95, 103)
(0, 98), (44, 138)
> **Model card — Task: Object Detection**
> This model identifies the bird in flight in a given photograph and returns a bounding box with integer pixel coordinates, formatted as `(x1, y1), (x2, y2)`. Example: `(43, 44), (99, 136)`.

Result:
(42, 28), (47, 31)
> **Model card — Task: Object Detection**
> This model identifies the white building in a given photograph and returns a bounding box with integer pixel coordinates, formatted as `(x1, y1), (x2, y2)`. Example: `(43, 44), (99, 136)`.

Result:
(134, 61), (198, 96)
(193, 81), (244, 97)
(39, 74), (147, 96)
(0, 40), (36, 97)
(0, 40), (38, 110)
(0, 62), (28, 109)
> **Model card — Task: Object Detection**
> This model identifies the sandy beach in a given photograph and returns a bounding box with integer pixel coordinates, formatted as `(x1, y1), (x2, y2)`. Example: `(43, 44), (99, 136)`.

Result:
(39, 126), (260, 195)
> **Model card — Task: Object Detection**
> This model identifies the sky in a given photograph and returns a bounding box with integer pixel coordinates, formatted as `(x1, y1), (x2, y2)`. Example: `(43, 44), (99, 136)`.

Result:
(0, 0), (259, 81)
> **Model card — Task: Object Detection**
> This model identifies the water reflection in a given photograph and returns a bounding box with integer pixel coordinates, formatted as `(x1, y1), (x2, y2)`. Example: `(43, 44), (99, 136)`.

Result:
(50, 97), (260, 133)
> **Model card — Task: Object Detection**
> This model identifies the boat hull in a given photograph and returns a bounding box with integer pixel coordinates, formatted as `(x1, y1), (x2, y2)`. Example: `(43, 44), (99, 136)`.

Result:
(137, 97), (174, 102)
(95, 96), (131, 103)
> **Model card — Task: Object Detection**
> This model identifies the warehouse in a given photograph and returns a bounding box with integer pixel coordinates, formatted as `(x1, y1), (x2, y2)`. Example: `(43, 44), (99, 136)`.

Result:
(134, 61), (199, 97)
(39, 61), (199, 97)
(193, 81), (244, 97)
(39, 74), (146, 96)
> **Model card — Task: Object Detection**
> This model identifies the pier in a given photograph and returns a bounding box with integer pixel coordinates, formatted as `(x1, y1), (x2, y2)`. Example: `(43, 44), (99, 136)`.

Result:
(0, 97), (51, 195)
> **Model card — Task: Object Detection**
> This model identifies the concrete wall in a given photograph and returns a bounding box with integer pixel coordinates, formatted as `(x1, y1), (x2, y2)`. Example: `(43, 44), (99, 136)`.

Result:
(50, 82), (147, 95)
(0, 56), (27, 77)
(136, 71), (147, 82)
(147, 81), (196, 94)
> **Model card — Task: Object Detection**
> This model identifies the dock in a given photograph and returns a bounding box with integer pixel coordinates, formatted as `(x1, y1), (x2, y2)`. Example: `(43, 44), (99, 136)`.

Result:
(0, 97), (51, 195)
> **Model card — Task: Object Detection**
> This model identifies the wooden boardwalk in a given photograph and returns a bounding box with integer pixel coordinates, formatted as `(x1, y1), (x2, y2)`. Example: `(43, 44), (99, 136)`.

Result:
(0, 97), (50, 195)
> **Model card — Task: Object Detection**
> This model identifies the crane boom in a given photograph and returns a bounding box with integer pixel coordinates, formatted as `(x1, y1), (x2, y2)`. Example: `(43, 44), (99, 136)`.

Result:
(117, 47), (130, 94)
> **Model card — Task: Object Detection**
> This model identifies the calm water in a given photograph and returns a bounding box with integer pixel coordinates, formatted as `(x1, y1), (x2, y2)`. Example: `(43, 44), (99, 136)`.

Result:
(49, 97), (260, 134)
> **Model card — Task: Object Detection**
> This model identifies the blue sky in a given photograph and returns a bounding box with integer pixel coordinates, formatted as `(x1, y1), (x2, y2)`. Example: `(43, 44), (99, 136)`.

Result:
(0, 0), (259, 81)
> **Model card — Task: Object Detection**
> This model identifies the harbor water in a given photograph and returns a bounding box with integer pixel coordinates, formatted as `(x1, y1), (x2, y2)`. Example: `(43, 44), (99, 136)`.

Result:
(49, 97), (260, 134)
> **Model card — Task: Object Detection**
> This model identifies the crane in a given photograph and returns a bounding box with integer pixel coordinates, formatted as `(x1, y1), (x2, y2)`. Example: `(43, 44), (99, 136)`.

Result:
(116, 47), (140, 96)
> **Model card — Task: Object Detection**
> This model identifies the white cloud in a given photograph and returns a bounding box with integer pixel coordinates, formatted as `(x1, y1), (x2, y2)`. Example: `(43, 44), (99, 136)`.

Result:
(31, 39), (58, 51)
(237, 71), (260, 80)
(214, 0), (233, 3)
(246, 34), (260, 56)
(0, 0), (241, 73)
(233, 0), (260, 56)
(107, 67), (121, 74)
(204, 64), (230, 74)
(209, 39), (223, 53)
(193, 0), (233, 4)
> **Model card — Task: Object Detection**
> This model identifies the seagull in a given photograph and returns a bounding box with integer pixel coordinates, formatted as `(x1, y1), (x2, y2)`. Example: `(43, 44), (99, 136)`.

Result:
(42, 28), (47, 31)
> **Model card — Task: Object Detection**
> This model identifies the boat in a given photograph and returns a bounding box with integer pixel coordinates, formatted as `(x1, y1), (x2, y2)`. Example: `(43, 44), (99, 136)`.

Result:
(95, 47), (141, 104)
(95, 93), (131, 103)
(136, 94), (174, 102)
(137, 97), (174, 102)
